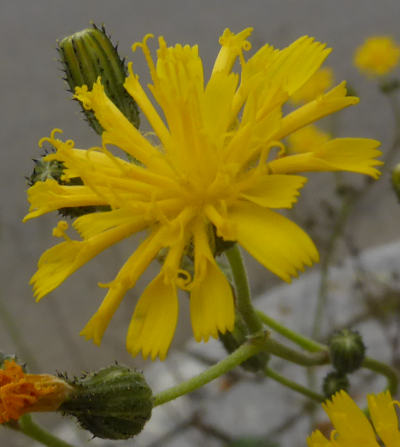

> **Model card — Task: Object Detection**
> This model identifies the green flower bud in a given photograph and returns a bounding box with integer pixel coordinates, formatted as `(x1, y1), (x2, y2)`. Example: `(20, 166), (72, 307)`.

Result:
(322, 370), (350, 398)
(392, 163), (400, 202)
(329, 329), (366, 374)
(219, 312), (269, 373)
(58, 24), (140, 134)
(60, 364), (152, 440)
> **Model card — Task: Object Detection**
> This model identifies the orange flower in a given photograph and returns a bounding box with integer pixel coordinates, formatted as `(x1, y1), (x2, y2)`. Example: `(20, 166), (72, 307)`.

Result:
(0, 360), (73, 423)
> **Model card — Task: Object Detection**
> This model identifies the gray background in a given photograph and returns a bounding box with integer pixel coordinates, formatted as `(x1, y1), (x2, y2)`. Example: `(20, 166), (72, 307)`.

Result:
(1, 0), (400, 445)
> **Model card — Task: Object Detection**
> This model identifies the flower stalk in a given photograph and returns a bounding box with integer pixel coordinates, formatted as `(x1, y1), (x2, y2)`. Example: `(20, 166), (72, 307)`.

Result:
(153, 338), (267, 407)
(225, 244), (263, 335)
(18, 415), (76, 447)
(264, 368), (324, 402)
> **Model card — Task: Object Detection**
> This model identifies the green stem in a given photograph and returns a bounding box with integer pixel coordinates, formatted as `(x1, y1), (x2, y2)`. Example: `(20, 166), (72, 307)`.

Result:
(256, 311), (399, 394)
(153, 340), (264, 407)
(263, 337), (329, 367)
(265, 367), (324, 402)
(363, 357), (399, 395)
(256, 310), (326, 352)
(18, 415), (76, 447)
(225, 244), (263, 334)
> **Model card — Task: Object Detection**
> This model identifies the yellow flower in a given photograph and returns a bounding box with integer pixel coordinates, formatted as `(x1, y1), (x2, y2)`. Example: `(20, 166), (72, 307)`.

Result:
(355, 36), (400, 77)
(0, 360), (73, 423)
(307, 390), (400, 446)
(25, 28), (382, 360)
(287, 125), (330, 154)
(291, 67), (334, 104)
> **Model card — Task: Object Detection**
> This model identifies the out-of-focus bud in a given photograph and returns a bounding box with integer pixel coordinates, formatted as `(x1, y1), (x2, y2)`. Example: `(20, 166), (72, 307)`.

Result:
(322, 370), (350, 398)
(219, 312), (269, 373)
(60, 364), (153, 440)
(58, 24), (140, 134)
(380, 78), (400, 94)
(329, 329), (366, 374)
(391, 163), (400, 201)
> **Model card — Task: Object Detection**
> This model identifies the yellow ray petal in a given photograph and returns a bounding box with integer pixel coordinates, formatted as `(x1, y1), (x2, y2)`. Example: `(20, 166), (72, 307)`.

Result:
(74, 79), (165, 170)
(306, 430), (332, 447)
(73, 208), (146, 239)
(190, 221), (235, 342)
(80, 227), (166, 345)
(124, 62), (171, 147)
(212, 27), (253, 75)
(269, 138), (382, 179)
(203, 70), (239, 141)
(126, 273), (178, 360)
(239, 174), (307, 208)
(31, 221), (141, 300)
(24, 179), (106, 221)
(274, 82), (359, 140)
(322, 391), (377, 444)
(266, 36), (331, 96)
(224, 201), (318, 282)
(367, 391), (400, 446)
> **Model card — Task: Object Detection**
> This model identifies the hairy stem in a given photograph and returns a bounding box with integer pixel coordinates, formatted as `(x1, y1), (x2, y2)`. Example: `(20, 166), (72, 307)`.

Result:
(265, 367), (324, 402)
(18, 415), (76, 447)
(153, 339), (265, 407)
(225, 244), (263, 335)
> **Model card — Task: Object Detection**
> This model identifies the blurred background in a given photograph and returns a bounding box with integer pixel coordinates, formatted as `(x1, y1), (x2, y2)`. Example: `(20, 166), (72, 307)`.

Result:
(1, 1), (400, 446)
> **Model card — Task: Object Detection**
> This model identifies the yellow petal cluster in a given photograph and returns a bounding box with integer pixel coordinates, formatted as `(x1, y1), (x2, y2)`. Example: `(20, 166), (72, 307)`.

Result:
(307, 390), (400, 446)
(355, 36), (400, 77)
(25, 28), (382, 360)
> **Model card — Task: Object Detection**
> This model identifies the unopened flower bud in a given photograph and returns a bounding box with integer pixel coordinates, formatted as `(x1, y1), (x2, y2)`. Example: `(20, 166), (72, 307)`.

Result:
(60, 364), (152, 440)
(58, 24), (140, 134)
(380, 78), (400, 94)
(219, 312), (269, 373)
(329, 329), (366, 374)
(322, 370), (349, 398)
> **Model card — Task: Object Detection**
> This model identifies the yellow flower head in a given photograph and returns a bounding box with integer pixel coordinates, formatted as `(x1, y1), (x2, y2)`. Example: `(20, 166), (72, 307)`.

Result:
(0, 360), (73, 423)
(307, 390), (400, 446)
(25, 28), (382, 360)
(287, 125), (330, 154)
(291, 67), (334, 104)
(355, 36), (400, 77)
